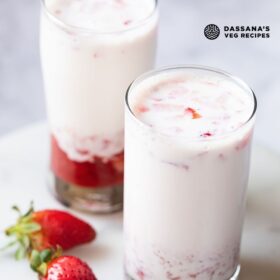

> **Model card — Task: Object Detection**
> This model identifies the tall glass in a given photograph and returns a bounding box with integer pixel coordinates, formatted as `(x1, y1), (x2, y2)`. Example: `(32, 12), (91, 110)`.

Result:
(124, 66), (257, 279)
(40, 0), (158, 213)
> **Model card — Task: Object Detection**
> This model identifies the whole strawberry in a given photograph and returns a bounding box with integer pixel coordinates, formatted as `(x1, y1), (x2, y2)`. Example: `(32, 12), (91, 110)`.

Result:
(29, 250), (97, 280)
(5, 204), (96, 259)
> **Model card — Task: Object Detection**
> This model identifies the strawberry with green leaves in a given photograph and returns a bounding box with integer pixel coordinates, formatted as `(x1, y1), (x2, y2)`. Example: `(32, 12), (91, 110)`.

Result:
(4, 205), (96, 259)
(30, 250), (97, 280)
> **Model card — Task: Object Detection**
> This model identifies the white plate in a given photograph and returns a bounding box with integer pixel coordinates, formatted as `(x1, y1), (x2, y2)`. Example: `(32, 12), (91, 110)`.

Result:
(0, 122), (279, 280)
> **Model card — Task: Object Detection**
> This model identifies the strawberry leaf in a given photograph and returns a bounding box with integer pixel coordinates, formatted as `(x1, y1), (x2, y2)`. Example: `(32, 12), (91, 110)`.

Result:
(22, 202), (34, 218)
(30, 248), (61, 276)
(30, 250), (42, 270)
(20, 223), (41, 234)
(4, 204), (41, 260)
(15, 246), (25, 260)
(37, 262), (48, 276)
(40, 249), (52, 263)
(21, 235), (30, 249)
(30, 249), (50, 276)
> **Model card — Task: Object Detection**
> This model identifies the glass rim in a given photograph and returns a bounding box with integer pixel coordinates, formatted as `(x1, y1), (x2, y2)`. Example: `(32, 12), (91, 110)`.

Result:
(125, 64), (257, 142)
(41, 0), (158, 35)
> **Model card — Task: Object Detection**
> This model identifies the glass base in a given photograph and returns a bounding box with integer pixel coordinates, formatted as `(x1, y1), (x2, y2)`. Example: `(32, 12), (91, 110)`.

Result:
(49, 173), (123, 214)
(125, 265), (240, 280)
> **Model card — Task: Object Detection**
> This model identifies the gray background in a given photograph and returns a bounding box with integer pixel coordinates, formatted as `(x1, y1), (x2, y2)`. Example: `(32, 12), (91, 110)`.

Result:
(0, 0), (280, 152)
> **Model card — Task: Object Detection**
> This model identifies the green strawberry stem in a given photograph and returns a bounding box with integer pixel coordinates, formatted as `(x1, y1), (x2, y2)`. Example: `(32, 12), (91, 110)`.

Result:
(6, 222), (41, 236)
(3, 203), (41, 259)
(30, 247), (62, 276)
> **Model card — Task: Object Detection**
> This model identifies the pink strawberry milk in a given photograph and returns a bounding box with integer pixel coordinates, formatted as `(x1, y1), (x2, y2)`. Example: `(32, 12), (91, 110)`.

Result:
(40, 0), (158, 213)
(124, 66), (257, 280)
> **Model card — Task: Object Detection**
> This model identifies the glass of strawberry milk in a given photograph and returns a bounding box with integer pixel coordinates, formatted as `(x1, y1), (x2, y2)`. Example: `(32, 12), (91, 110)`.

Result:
(124, 65), (257, 280)
(40, 0), (158, 213)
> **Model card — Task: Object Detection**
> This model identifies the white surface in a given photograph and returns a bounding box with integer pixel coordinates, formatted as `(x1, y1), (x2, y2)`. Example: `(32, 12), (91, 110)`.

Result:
(0, 123), (279, 279)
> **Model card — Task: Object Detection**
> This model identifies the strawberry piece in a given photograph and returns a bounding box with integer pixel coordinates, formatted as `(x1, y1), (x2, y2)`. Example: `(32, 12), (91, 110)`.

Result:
(38, 256), (97, 280)
(111, 153), (124, 173)
(137, 269), (145, 280)
(236, 131), (252, 150)
(201, 132), (213, 137)
(137, 105), (149, 113)
(51, 136), (124, 188)
(4, 205), (96, 259)
(123, 20), (132, 26)
(185, 107), (201, 119)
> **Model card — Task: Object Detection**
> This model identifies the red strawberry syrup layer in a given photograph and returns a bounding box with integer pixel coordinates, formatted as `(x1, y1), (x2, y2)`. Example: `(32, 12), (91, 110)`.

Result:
(51, 135), (124, 188)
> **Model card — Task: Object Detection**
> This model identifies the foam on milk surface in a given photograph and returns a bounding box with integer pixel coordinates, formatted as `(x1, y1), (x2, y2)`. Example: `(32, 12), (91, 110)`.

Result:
(45, 0), (156, 31)
(131, 71), (254, 140)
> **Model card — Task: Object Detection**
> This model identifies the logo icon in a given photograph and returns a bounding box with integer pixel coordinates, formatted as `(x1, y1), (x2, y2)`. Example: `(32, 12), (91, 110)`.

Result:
(204, 24), (220, 40)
